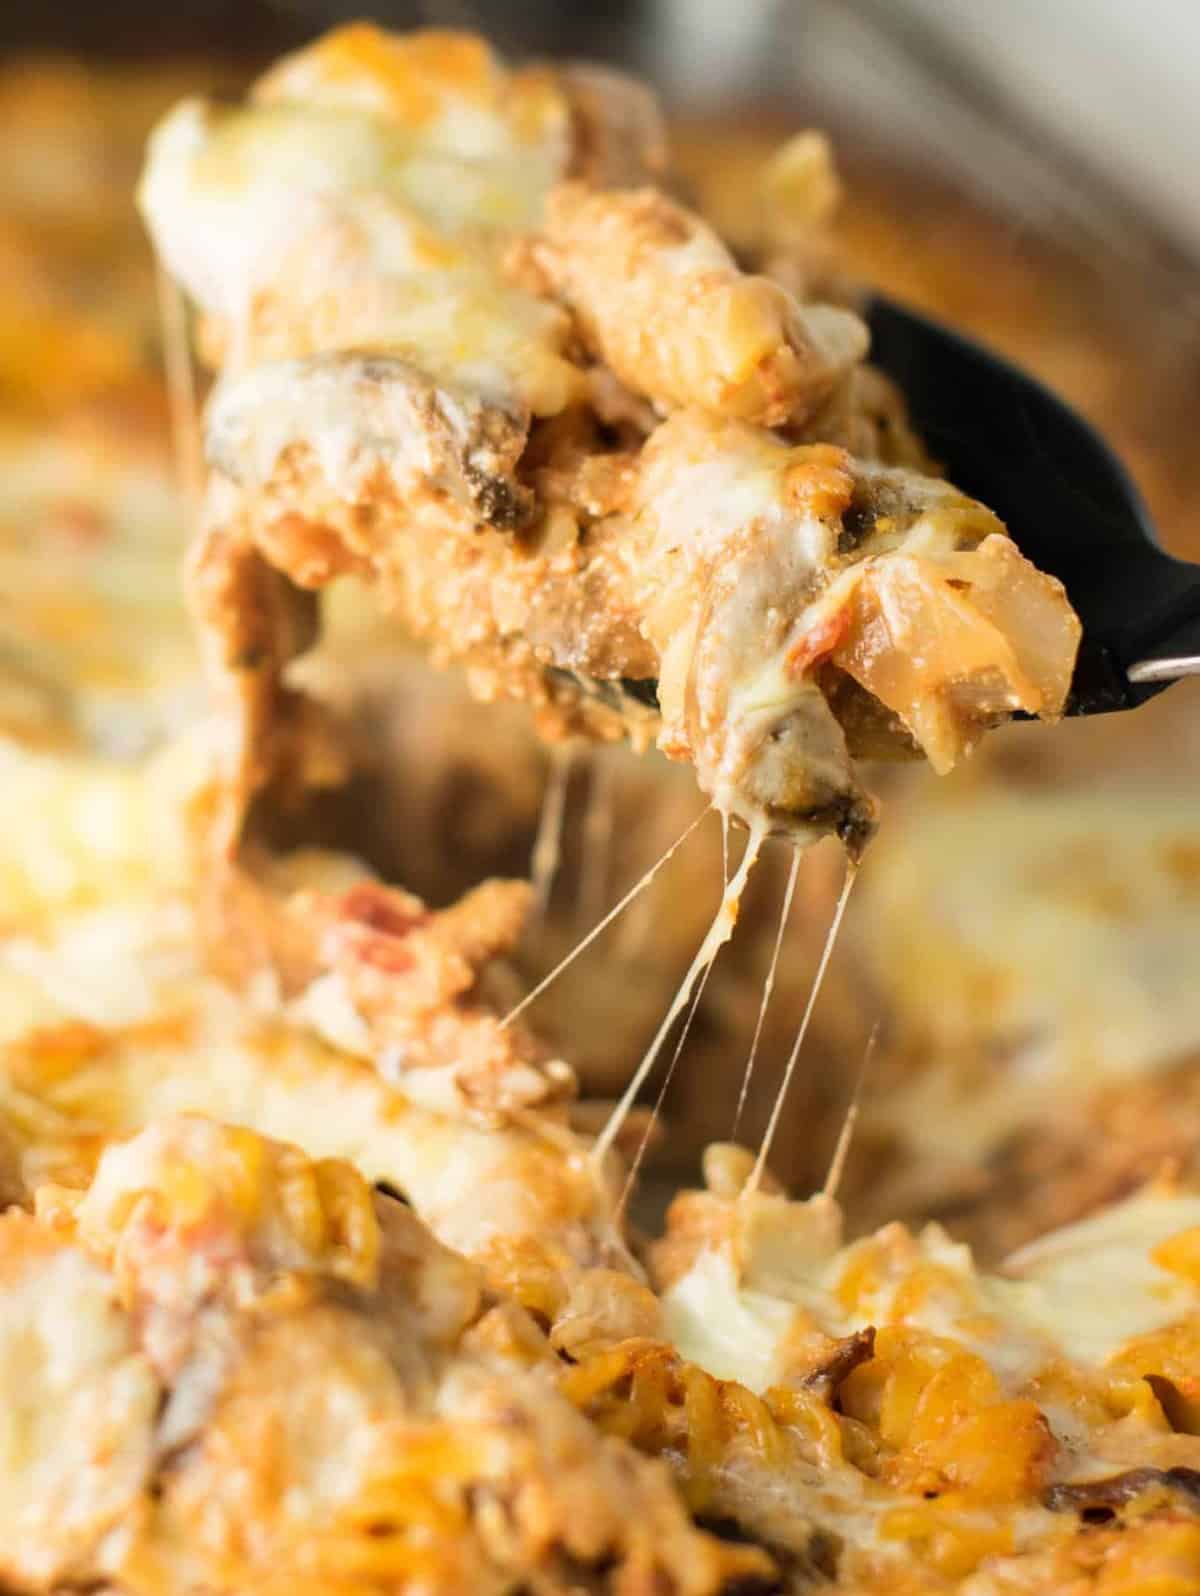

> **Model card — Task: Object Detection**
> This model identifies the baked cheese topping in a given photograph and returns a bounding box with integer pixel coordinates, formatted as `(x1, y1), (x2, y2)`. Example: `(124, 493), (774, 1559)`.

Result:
(0, 750), (617, 1273)
(3, 746), (1200, 1591)
(861, 789), (1200, 1172)
(6, 34), (1195, 1596)
(137, 23), (1081, 853)
(140, 49), (580, 415)
(661, 1177), (1200, 1392)
(619, 1149), (1200, 1590)
(0, 1222), (159, 1591)
(0, 1114), (761, 1596)
(0, 421), (198, 758)
(632, 411), (1076, 840)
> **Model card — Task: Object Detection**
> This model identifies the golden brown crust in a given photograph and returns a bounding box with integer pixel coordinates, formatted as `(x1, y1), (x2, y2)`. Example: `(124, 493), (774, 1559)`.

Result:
(537, 180), (868, 427)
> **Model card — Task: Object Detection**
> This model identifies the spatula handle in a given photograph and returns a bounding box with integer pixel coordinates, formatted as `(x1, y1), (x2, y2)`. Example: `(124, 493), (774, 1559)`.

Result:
(1127, 607), (1200, 686)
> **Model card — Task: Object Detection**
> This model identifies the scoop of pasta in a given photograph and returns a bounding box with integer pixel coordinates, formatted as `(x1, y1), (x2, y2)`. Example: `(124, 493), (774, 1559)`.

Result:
(139, 23), (1080, 854)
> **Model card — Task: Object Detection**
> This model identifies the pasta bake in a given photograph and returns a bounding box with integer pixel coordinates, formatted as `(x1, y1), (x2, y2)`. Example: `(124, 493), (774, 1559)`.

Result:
(138, 23), (1080, 854)
(0, 25), (1196, 1596)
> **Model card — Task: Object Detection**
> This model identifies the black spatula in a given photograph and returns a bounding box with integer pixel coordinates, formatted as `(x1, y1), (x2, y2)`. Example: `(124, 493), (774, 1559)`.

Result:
(867, 294), (1200, 714)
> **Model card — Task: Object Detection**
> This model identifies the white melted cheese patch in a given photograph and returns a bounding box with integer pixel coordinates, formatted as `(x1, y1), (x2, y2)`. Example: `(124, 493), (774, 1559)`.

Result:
(865, 790), (1200, 1163)
(41, 992), (605, 1263)
(141, 102), (418, 322)
(0, 874), (605, 1266)
(634, 414), (854, 826)
(996, 1189), (1200, 1364)
(662, 1247), (804, 1390)
(664, 1188), (1200, 1394)
(0, 1239), (158, 1587)
(139, 97), (577, 417)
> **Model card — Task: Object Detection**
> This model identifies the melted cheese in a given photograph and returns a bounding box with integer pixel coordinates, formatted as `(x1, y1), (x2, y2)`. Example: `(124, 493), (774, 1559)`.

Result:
(0, 738), (199, 934)
(864, 790), (1200, 1162)
(0, 730), (615, 1268)
(0, 1228), (158, 1588)
(998, 1190), (1200, 1363)
(593, 819), (766, 1162)
(1, 926), (609, 1267)
(141, 101), (426, 320)
(661, 1246), (801, 1389)
(664, 1187), (1200, 1395)
(634, 413), (862, 835)
(0, 426), (197, 757)
(139, 79), (578, 415)
(9, 38), (1194, 1594)
(255, 26), (571, 195)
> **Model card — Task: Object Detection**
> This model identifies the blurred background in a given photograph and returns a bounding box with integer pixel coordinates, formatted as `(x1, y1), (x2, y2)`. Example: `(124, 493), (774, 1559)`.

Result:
(2, 0), (1198, 1251)
(9, 0), (1200, 254)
